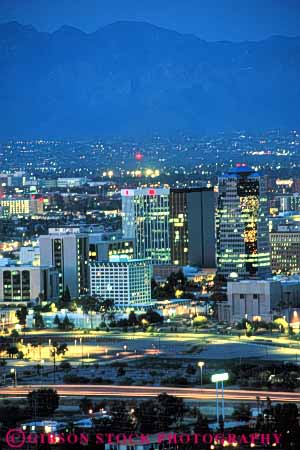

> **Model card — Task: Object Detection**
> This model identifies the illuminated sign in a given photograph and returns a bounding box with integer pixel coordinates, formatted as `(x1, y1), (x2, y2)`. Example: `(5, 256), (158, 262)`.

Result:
(211, 373), (229, 383)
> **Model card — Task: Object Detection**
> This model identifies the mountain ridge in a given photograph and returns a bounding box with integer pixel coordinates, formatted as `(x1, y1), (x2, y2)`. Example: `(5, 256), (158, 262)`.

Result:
(0, 21), (299, 139)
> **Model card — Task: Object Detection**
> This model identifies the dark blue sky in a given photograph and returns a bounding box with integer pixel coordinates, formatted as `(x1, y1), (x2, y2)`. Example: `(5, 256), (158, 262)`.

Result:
(0, 0), (299, 41)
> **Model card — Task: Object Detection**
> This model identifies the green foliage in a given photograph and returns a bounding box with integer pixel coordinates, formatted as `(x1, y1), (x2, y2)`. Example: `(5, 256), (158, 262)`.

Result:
(33, 311), (44, 329)
(193, 315), (208, 327)
(27, 388), (59, 417)
(15, 306), (28, 326)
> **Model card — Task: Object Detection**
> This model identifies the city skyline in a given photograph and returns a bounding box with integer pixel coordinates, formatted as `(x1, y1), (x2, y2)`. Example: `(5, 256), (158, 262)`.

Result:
(1, 3), (300, 448)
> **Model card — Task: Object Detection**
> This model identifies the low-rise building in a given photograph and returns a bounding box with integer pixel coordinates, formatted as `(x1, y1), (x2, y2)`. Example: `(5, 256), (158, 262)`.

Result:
(0, 265), (59, 303)
(218, 277), (300, 323)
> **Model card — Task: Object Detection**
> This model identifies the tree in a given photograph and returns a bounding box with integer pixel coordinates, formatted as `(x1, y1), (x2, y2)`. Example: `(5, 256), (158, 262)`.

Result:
(16, 306), (28, 327)
(34, 311), (44, 329)
(128, 311), (138, 326)
(53, 315), (61, 328)
(27, 388), (59, 417)
(79, 397), (93, 414)
(193, 315), (208, 327)
(78, 295), (101, 329)
(117, 366), (126, 377)
(61, 315), (74, 331)
(61, 285), (71, 307)
(232, 403), (251, 421)
(6, 345), (18, 358)
(186, 364), (196, 375)
(51, 342), (68, 384)
(109, 400), (135, 433)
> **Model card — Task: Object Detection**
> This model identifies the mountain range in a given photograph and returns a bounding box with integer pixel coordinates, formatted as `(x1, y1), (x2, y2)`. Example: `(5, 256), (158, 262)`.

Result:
(0, 21), (299, 139)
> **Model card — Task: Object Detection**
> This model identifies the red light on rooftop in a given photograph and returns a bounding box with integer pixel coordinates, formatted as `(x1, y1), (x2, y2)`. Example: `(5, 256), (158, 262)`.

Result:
(38, 197), (44, 203)
(124, 190), (129, 196)
(135, 152), (143, 161)
(31, 194), (35, 199)
(148, 189), (156, 196)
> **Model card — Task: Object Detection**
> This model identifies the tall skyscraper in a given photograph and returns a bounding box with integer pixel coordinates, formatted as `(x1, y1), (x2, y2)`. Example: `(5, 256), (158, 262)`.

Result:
(121, 188), (171, 264)
(216, 165), (271, 278)
(40, 228), (89, 298)
(169, 187), (215, 267)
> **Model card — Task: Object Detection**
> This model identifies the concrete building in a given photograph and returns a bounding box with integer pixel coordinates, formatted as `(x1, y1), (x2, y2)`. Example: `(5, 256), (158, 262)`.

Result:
(219, 277), (300, 323)
(169, 187), (215, 267)
(216, 165), (271, 278)
(90, 258), (152, 308)
(0, 197), (44, 217)
(122, 188), (170, 264)
(19, 246), (40, 266)
(40, 228), (89, 298)
(89, 234), (134, 262)
(0, 265), (59, 303)
(271, 228), (300, 275)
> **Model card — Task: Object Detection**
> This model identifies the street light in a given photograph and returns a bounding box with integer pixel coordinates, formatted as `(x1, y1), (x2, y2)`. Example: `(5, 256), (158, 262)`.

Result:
(211, 372), (229, 426)
(80, 337), (83, 366)
(123, 345), (127, 352)
(10, 368), (17, 387)
(198, 361), (205, 385)
(40, 359), (45, 384)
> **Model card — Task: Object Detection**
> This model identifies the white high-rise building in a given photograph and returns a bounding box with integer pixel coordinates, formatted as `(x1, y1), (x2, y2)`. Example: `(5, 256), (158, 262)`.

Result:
(90, 258), (152, 308)
(121, 188), (170, 264)
(216, 165), (271, 278)
(39, 228), (89, 298)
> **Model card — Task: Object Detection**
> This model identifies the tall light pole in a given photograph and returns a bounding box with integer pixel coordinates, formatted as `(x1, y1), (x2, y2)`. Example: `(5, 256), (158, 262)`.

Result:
(10, 368), (17, 387)
(198, 361), (205, 385)
(80, 337), (83, 366)
(40, 359), (44, 385)
(211, 372), (229, 427)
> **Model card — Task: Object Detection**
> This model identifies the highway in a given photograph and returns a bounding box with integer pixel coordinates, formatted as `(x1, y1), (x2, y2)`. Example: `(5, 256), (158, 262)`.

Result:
(0, 384), (300, 403)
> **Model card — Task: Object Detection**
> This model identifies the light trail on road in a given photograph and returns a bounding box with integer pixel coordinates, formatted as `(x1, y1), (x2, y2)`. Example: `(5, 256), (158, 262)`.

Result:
(0, 385), (299, 403)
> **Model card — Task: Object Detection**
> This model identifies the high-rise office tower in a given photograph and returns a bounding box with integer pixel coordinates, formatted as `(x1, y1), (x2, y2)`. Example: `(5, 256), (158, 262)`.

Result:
(121, 188), (171, 264)
(169, 187), (215, 267)
(216, 165), (271, 278)
(40, 227), (89, 298)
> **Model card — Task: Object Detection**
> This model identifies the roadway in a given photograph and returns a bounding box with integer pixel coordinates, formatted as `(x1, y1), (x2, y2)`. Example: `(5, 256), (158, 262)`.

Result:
(0, 384), (299, 403)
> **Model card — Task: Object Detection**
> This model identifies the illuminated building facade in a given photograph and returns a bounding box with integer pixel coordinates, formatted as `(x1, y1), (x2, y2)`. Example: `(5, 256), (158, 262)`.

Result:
(216, 165), (271, 278)
(0, 198), (44, 217)
(89, 235), (134, 262)
(0, 265), (59, 303)
(271, 229), (300, 275)
(169, 187), (215, 267)
(90, 258), (152, 308)
(121, 188), (170, 264)
(40, 228), (89, 298)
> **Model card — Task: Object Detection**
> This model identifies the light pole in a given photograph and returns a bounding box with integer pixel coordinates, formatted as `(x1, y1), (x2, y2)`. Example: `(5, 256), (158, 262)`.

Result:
(48, 339), (51, 358)
(80, 337), (83, 366)
(10, 368), (17, 387)
(211, 372), (229, 427)
(40, 359), (44, 384)
(198, 361), (205, 385)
